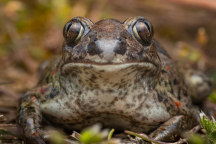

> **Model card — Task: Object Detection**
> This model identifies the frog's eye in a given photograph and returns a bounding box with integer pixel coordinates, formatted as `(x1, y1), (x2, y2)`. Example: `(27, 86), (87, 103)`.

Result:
(124, 16), (154, 46)
(63, 17), (93, 46)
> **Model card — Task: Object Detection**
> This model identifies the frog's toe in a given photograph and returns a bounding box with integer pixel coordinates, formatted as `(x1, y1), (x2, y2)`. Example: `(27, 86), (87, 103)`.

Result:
(22, 128), (48, 144)
(26, 135), (46, 144)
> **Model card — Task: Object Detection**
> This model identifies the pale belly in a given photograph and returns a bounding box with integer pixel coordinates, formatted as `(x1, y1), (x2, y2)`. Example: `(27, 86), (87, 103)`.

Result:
(41, 89), (171, 133)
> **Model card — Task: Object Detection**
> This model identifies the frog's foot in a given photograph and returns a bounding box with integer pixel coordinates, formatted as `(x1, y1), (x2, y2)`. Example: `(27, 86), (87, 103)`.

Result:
(22, 127), (48, 144)
(24, 133), (46, 144)
(149, 115), (196, 142)
(17, 94), (48, 144)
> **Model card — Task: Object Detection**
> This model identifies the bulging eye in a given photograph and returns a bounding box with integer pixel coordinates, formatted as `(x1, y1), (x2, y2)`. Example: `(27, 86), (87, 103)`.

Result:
(124, 16), (154, 46)
(63, 17), (93, 47)
(133, 19), (154, 46)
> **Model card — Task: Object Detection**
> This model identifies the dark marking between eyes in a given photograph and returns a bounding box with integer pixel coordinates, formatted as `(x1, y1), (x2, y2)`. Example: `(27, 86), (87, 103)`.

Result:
(87, 42), (102, 55)
(87, 31), (103, 56)
(113, 38), (127, 55)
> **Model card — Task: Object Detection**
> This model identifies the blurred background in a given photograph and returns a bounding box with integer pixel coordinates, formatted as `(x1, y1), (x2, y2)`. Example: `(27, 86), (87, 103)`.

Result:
(0, 0), (216, 126)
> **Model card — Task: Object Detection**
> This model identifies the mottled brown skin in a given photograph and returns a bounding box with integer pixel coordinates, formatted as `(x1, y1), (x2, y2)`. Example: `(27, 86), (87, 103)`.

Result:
(17, 16), (212, 144)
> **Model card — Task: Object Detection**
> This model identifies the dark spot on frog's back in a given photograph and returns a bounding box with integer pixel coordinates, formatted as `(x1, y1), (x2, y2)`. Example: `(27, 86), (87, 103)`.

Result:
(107, 88), (114, 93)
(161, 70), (167, 74)
(173, 78), (179, 85)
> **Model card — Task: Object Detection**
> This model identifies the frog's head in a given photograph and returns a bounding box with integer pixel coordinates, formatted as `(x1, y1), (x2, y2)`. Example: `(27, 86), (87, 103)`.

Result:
(60, 16), (161, 90)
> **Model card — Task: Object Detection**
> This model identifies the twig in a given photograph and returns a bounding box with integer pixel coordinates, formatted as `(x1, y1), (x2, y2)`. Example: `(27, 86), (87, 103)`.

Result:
(69, 131), (82, 141)
(0, 124), (24, 144)
(184, 125), (201, 139)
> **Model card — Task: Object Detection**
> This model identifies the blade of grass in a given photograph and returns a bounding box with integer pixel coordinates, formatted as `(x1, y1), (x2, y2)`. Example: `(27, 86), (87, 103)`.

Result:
(107, 129), (115, 141)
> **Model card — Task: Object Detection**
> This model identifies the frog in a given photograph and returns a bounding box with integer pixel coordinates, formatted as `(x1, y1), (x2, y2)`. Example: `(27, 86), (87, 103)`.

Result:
(17, 16), (213, 144)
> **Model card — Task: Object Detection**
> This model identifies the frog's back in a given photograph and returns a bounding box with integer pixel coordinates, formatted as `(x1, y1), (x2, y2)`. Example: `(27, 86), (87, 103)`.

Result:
(37, 56), (61, 86)
(155, 40), (191, 107)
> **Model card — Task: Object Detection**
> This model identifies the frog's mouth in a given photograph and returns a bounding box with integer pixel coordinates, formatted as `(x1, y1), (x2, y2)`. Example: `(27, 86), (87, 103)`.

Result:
(61, 60), (159, 72)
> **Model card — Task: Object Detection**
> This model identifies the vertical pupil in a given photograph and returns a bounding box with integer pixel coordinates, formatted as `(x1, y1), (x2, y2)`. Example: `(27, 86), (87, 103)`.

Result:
(144, 22), (150, 32)
(66, 23), (72, 33)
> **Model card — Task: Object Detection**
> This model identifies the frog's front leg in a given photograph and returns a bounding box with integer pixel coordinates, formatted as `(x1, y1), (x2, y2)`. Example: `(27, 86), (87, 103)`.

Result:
(149, 115), (197, 141)
(17, 84), (53, 144)
(17, 94), (45, 144)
